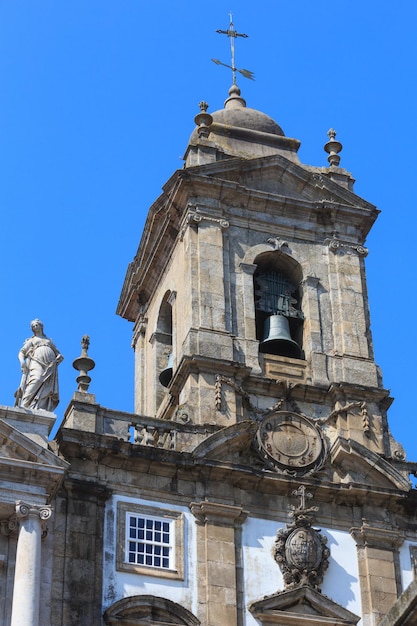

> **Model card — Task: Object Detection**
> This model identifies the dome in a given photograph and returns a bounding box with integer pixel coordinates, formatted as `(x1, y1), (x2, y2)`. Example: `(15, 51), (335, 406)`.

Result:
(185, 84), (301, 166)
(189, 84), (285, 144)
(210, 106), (284, 136)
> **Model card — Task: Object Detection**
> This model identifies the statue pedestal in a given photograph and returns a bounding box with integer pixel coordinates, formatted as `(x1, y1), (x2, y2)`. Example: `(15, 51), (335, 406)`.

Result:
(0, 405), (56, 447)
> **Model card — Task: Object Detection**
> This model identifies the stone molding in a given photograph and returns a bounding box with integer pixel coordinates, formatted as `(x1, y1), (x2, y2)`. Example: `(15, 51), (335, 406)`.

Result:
(103, 594), (201, 625)
(350, 523), (405, 550)
(324, 237), (368, 257)
(180, 206), (230, 240)
(189, 501), (247, 527)
(249, 585), (360, 626)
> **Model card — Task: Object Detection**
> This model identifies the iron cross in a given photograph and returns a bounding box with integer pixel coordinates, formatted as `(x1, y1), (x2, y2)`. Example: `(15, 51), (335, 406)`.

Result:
(212, 13), (254, 84)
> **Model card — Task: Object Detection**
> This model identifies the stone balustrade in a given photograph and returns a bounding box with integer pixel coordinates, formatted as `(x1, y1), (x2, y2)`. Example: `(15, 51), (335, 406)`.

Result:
(63, 394), (219, 453)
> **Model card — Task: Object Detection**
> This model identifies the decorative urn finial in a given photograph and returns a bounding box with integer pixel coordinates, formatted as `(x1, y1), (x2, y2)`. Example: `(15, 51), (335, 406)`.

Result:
(194, 101), (213, 138)
(72, 335), (95, 392)
(324, 128), (343, 167)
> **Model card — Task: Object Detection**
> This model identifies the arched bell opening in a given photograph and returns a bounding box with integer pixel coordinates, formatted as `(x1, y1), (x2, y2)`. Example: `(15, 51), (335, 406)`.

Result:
(253, 252), (304, 359)
(154, 292), (174, 404)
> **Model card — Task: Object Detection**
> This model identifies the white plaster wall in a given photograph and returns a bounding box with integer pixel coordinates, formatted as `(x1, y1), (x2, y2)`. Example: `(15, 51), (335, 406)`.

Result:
(320, 528), (362, 620)
(399, 540), (417, 592)
(242, 517), (284, 626)
(102, 502), (416, 625)
(242, 518), (362, 625)
(102, 495), (198, 617)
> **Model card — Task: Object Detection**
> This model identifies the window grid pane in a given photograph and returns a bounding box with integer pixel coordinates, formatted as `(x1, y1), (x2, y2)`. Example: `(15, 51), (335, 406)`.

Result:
(126, 513), (173, 570)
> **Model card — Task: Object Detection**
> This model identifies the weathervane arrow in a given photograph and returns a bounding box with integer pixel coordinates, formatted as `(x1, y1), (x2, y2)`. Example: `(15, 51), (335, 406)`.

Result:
(212, 13), (255, 84)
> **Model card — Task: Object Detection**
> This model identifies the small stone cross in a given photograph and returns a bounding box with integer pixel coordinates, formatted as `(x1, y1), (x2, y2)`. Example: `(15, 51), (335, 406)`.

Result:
(292, 485), (313, 509)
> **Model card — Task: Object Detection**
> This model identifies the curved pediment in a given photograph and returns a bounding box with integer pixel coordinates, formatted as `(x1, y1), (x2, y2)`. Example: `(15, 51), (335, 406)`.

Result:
(330, 437), (411, 491)
(192, 420), (258, 462)
(103, 595), (200, 625)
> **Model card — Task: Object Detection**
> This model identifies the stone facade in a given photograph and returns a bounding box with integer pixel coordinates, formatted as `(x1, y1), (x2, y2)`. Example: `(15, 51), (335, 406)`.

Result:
(1, 84), (417, 625)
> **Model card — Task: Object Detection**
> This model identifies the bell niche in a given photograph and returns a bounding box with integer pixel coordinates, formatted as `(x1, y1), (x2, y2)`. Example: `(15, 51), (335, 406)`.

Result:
(254, 251), (304, 359)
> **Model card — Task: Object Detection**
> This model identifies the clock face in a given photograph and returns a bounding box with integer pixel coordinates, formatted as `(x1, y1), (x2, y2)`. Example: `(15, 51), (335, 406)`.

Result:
(256, 411), (326, 475)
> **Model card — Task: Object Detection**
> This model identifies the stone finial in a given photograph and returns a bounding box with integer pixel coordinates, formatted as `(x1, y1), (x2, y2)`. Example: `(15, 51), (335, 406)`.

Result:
(72, 335), (95, 392)
(324, 128), (343, 167)
(194, 101), (213, 138)
(224, 83), (246, 109)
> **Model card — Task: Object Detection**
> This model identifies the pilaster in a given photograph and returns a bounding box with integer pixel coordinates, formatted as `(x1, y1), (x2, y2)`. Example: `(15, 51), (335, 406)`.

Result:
(302, 275), (329, 386)
(190, 501), (247, 626)
(350, 524), (404, 626)
(52, 479), (111, 626)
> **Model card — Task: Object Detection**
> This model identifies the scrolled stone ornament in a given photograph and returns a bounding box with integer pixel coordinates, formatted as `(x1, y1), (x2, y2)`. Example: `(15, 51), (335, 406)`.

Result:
(14, 502), (52, 522)
(39, 506), (52, 521)
(15, 503), (30, 519)
(325, 237), (368, 257)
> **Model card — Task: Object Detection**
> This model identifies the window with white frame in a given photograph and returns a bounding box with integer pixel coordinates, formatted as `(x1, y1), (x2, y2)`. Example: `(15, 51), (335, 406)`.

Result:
(127, 512), (173, 569)
(117, 501), (184, 580)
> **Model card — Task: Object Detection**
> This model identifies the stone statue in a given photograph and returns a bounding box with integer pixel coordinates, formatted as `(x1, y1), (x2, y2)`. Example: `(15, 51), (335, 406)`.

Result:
(15, 319), (64, 411)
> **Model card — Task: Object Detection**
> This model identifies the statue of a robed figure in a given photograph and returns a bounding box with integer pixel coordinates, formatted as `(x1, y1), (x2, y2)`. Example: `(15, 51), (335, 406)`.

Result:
(15, 319), (64, 411)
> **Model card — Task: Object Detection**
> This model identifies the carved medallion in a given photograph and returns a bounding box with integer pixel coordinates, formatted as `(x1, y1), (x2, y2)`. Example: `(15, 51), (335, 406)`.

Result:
(256, 411), (327, 475)
(285, 527), (323, 570)
(273, 486), (330, 591)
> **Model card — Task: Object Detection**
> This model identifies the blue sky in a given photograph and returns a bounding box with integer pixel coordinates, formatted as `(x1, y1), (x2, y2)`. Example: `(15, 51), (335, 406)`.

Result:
(1, 1), (416, 464)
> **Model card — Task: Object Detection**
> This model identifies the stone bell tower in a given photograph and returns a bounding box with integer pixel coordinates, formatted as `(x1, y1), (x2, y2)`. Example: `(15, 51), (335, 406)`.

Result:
(115, 74), (417, 625)
(117, 81), (381, 444)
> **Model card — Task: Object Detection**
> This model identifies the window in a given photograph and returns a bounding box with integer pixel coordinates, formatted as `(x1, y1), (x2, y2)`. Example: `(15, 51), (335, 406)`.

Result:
(117, 502), (184, 580)
(126, 513), (173, 569)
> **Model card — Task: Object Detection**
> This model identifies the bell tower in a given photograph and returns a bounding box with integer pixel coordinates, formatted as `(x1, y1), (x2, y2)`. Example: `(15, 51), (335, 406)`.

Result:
(117, 82), (384, 446)
(112, 76), (417, 624)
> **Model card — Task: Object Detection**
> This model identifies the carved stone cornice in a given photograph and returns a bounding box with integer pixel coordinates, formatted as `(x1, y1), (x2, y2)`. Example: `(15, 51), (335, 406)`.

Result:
(189, 501), (248, 527)
(324, 237), (368, 257)
(180, 206), (230, 240)
(132, 314), (148, 344)
(350, 523), (405, 550)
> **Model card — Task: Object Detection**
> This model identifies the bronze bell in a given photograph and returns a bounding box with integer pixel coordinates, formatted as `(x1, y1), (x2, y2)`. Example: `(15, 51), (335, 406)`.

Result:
(260, 314), (301, 359)
(159, 352), (173, 387)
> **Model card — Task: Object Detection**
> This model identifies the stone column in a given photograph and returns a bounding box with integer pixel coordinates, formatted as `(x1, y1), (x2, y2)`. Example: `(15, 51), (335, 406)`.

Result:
(10, 501), (51, 626)
(190, 501), (247, 626)
(351, 524), (404, 626)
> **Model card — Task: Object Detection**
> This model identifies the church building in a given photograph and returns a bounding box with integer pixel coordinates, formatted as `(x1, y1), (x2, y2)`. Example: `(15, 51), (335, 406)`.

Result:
(1, 28), (417, 626)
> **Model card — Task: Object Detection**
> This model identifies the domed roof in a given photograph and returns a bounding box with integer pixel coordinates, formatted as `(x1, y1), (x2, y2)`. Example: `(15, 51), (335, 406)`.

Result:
(210, 85), (285, 136)
(211, 106), (285, 136)
(185, 84), (301, 167)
